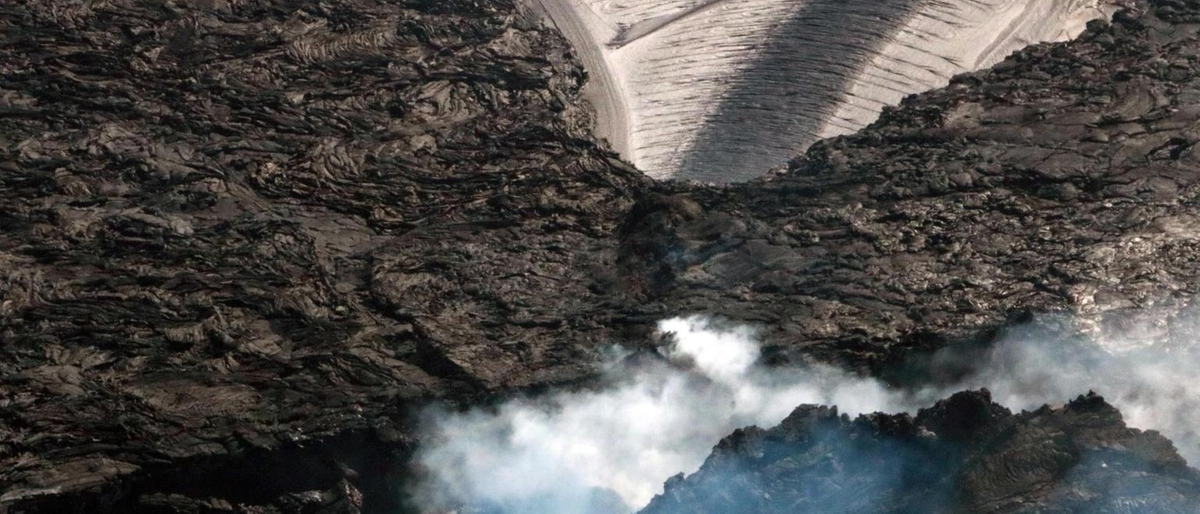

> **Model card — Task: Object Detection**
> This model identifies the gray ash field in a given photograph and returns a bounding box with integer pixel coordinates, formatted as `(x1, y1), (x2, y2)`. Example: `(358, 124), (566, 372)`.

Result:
(541, 0), (1117, 181)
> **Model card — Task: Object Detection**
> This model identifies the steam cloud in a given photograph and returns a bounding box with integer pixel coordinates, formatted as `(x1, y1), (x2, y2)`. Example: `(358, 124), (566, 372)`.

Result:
(412, 311), (1200, 514)
(937, 311), (1200, 465)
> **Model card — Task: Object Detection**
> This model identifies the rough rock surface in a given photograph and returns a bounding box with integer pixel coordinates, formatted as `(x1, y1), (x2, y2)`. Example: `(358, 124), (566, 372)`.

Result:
(0, 0), (646, 511)
(640, 390), (1200, 514)
(4, 0), (1200, 512)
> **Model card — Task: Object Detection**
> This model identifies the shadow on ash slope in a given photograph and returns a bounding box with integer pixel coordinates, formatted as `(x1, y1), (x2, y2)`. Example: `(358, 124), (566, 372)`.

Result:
(413, 311), (1200, 514)
(535, 0), (1120, 182)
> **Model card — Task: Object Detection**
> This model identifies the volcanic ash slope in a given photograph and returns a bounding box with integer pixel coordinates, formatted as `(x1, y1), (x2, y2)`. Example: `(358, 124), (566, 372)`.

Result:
(539, 0), (1120, 182)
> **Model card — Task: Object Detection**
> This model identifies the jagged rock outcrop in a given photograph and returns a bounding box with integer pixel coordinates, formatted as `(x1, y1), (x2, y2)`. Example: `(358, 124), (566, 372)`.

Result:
(640, 390), (1200, 514)
(4, 0), (1200, 512)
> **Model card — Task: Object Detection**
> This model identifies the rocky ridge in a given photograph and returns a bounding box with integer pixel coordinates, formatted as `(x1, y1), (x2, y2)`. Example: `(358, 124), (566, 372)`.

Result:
(641, 390), (1200, 514)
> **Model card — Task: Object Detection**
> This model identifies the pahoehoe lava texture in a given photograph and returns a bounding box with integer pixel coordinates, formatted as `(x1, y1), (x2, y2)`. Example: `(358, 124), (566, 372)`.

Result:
(4, 0), (1200, 512)
(0, 0), (647, 511)
(641, 391), (1200, 514)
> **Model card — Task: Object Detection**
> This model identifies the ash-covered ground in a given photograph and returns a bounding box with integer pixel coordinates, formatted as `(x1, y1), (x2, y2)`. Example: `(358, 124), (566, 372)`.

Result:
(540, 0), (1119, 181)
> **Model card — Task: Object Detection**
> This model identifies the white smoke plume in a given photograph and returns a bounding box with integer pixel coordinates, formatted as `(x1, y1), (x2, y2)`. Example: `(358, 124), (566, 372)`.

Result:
(936, 310), (1200, 465)
(412, 310), (1200, 514)
(411, 316), (904, 513)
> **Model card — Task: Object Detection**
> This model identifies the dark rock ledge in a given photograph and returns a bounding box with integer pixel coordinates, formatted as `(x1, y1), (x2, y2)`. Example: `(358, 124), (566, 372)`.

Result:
(641, 390), (1200, 514)
(3, 0), (1200, 512)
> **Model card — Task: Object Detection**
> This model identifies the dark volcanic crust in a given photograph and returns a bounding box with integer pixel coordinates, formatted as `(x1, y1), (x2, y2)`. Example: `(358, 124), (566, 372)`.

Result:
(3, 0), (1200, 512)
(640, 391), (1200, 514)
(0, 0), (647, 511)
